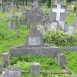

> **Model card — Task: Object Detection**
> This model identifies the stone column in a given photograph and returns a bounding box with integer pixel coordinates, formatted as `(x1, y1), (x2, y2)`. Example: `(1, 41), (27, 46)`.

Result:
(30, 62), (40, 75)
(58, 53), (66, 69)
(2, 52), (10, 66)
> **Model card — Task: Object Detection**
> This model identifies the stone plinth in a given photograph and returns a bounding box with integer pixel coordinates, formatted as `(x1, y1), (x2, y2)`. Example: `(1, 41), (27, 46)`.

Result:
(30, 62), (40, 75)
(9, 46), (58, 58)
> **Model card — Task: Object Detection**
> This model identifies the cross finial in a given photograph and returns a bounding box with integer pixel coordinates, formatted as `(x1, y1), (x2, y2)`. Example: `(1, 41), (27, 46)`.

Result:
(27, 9), (42, 30)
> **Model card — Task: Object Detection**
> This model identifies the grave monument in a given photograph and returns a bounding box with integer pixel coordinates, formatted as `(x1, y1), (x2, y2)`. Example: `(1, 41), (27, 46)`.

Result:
(51, 0), (66, 31)
(9, 8), (58, 57)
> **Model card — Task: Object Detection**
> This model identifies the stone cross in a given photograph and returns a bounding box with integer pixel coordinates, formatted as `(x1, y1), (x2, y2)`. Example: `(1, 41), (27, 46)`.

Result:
(52, 4), (65, 21)
(32, 0), (39, 10)
(27, 9), (42, 30)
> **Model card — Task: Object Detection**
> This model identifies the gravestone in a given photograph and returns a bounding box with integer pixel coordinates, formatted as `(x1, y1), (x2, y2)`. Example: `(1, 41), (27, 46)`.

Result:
(2, 53), (10, 66)
(58, 53), (66, 69)
(8, 20), (17, 30)
(20, 10), (30, 25)
(9, 8), (58, 57)
(32, 0), (39, 10)
(67, 9), (71, 16)
(2, 3), (5, 12)
(2, 66), (21, 77)
(51, 4), (66, 22)
(30, 62), (40, 75)
(72, 21), (77, 28)
(26, 9), (43, 46)
(51, 3), (66, 31)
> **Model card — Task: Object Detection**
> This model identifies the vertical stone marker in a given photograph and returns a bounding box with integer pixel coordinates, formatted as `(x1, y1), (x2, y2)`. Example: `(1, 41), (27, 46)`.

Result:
(2, 53), (10, 66)
(58, 53), (66, 69)
(0, 63), (3, 74)
(30, 62), (40, 75)
(26, 8), (43, 46)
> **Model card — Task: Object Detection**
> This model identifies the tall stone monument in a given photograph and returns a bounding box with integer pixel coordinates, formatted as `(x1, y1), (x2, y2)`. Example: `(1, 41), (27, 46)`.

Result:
(9, 8), (58, 58)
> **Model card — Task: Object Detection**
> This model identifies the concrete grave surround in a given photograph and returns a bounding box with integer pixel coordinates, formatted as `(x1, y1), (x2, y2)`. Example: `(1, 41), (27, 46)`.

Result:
(51, 4), (66, 22)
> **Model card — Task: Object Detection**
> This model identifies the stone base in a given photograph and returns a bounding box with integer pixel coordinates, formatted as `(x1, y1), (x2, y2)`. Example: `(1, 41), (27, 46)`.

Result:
(9, 44), (58, 58)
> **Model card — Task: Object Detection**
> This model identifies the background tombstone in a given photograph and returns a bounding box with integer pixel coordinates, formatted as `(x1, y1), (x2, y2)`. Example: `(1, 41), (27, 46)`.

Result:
(1, 3), (5, 12)
(2, 66), (21, 77)
(32, 0), (39, 10)
(30, 62), (40, 75)
(8, 19), (17, 30)
(72, 20), (77, 28)
(51, 0), (66, 31)
(2, 53), (10, 66)
(0, 63), (3, 74)
(67, 26), (74, 35)
(51, 3), (66, 31)
(58, 53), (66, 69)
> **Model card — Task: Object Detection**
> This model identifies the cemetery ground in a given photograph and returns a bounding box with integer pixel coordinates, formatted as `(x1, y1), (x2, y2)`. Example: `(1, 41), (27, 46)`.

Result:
(0, 6), (77, 77)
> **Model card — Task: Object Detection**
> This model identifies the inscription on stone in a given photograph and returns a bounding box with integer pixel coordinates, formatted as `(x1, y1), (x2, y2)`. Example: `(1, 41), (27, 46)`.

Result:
(28, 37), (41, 45)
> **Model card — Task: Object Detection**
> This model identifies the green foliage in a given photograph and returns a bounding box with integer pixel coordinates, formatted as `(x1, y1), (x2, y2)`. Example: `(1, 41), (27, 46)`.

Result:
(43, 31), (77, 47)
(47, 0), (51, 8)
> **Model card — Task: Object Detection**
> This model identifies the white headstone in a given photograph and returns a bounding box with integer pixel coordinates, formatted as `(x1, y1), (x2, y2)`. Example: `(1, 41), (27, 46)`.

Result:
(52, 4), (65, 21)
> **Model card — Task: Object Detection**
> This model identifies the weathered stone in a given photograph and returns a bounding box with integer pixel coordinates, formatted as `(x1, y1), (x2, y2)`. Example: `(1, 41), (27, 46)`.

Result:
(27, 9), (42, 30)
(58, 53), (66, 69)
(2, 66), (21, 77)
(9, 46), (58, 57)
(72, 21), (77, 28)
(30, 62), (40, 75)
(8, 20), (17, 30)
(0, 63), (3, 74)
(67, 26), (74, 35)
(26, 29), (43, 46)
(32, 0), (39, 10)
(9, 4), (59, 58)
(71, 75), (77, 77)
(51, 4), (66, 22)
(52, 0), (66, 5)
(2, 53), (10, 66)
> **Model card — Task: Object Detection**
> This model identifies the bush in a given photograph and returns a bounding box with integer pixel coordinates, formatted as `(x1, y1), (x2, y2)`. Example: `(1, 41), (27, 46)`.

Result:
(43, 31), (77, 47)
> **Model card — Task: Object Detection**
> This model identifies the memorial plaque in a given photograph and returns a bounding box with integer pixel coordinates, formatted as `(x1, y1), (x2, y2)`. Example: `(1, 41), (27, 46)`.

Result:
(28, 37), (41, 45)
